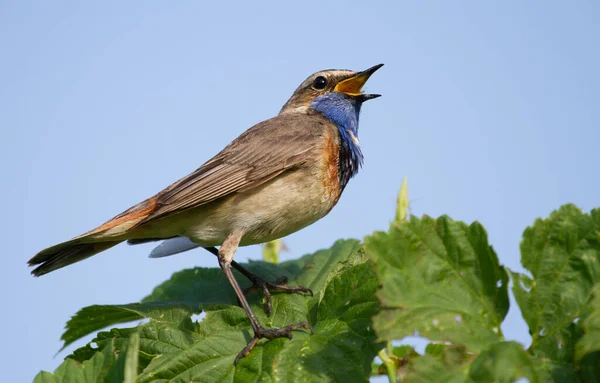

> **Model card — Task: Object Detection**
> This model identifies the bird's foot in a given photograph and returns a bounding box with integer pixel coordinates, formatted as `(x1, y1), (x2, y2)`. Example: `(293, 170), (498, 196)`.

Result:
(203, 248), (312, 315)
(235, 321), (313, 364)
(242, 273), (312, 316)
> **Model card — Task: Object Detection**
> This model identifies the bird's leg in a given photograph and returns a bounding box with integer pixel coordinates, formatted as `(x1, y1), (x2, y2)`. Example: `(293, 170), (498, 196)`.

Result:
(216, 231), (312, 364)
(204, 246), (312, 316)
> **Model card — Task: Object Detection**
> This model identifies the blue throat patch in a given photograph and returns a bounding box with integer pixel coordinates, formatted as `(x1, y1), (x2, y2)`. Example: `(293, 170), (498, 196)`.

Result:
(310, 93), (364, 190)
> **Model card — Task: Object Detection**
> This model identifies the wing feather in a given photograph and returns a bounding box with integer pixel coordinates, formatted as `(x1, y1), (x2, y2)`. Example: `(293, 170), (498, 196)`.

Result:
(139, 112), (331, 224)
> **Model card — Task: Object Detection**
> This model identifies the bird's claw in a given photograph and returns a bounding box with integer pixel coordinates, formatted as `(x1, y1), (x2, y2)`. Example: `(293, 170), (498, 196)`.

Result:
(234, 321), (313, 365)
(241, 274), (313, 316)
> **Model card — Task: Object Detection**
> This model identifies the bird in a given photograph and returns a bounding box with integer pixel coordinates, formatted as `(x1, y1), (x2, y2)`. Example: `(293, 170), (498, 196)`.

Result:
(28, 63), (383, 363)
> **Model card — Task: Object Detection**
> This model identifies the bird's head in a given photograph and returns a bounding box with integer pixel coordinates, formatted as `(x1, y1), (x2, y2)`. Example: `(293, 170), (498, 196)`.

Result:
(280, 64), (383, 116)
(280, 64), (382, 189)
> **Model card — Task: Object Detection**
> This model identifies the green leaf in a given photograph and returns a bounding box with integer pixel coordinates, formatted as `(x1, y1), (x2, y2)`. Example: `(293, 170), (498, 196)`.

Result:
(142, 266), (239, 305)
(123, 332), (140, 383)
(104, 330), (142, 383)
(53, 239), (380, 383)
(400, 342), (539, 383)
(61, 302), (196, 350)
(510, 205), (600, 366)
(425, 344), (468, 366)
(575, 284), (600, 360)
(61, 239), (362, 352)
(77, 316), (203, 373)
(136, 254), (381, 382)
(34, 339), (119, 383)
(578, 351), (600, 382)
(404, 350), (471, 383)
(468, 341), (537, 383)
(392, 345), (417, 358)
(43, 337), (140, 382)
(144, 239), (362, 306)
(365, 215), (509, 352)
(41, 204), (600, 382)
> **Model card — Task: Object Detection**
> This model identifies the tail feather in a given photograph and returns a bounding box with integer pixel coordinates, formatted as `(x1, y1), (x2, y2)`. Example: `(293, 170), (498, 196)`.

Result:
(149, 237), (200, 258)
(126, 237), (177, 245)
(29, 196), (160, 276)
(28, 239), (121, 276)
(127, 236), (201, 258)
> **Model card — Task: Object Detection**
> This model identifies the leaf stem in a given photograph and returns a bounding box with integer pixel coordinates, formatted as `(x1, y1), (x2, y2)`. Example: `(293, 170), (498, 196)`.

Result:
(263, 239), (282, 263)
(378, 342), (397, 383)
(395, 176), (408, 223)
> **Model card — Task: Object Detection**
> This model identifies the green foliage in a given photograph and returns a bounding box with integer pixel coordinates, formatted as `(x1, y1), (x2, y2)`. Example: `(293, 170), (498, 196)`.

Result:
(366, 215), (509, 351)
(367, 204), (600, 382)
(509, 205), (600, 381)
(38, 240), (381, 382)
(35, 205), (600, 382)
(34, 337), (139, 383)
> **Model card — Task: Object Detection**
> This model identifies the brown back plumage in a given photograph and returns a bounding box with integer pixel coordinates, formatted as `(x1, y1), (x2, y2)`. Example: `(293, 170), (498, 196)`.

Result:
(142, 113), (329, 223)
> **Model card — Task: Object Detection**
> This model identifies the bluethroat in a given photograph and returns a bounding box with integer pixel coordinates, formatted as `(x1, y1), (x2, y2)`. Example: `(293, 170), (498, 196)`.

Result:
(29, 64), (383, 362)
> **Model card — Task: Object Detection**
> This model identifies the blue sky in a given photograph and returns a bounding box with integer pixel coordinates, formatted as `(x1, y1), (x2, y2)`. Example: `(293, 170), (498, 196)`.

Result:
(2, 1), (599, 381)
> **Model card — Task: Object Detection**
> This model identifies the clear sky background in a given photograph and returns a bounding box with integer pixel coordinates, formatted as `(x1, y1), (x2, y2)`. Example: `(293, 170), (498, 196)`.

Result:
(2, 1), (599, 381)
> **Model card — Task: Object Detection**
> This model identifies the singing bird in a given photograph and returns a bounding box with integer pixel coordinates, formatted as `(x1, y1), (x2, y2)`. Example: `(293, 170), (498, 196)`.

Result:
(29, 64), (383, 363)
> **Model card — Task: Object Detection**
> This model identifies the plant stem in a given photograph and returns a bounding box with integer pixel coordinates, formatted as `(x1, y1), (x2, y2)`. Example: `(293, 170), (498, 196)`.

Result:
(378, 342), (397, 383)
(395, 176), (408, 223)
(262, 239), (282, 263)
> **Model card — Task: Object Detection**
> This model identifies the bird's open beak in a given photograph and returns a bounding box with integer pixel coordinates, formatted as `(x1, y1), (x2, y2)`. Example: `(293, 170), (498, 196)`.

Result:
(334, 63), (383, 101)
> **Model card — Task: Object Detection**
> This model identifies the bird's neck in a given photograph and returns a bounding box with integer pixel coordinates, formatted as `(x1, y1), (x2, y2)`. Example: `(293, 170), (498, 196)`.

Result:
(310, 94), (364, 190)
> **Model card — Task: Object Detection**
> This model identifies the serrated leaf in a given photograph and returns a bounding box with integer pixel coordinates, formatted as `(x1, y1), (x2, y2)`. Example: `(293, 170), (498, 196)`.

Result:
(142, 266), (239, 305)
(510, 205), (600, 366)
(61, 302), (196, 350)
(34, 339), (119, 383)
(142, 239), (364, 328)
(365, 215), (509, 352)
(53, 240), (380, 383)
(73, 318), (203, 374)
(60, 240), (363, 353)
(136, 251), (381, 382)
(317, 262), (380, 338)
(575, 284), (600, 360)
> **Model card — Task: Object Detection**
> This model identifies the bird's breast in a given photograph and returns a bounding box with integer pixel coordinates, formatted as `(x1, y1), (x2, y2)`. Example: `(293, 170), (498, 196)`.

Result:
(178, 125), (344, 246)
(321, 126), (343, 206)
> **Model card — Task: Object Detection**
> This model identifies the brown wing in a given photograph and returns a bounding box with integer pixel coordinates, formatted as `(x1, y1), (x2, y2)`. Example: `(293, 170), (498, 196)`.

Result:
(138, 112), (331, 224)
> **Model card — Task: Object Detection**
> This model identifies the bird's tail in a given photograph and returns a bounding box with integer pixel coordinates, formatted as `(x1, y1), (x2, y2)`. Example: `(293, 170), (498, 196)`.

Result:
(29, 196), (160, 276)
(28, 239), (122, 276)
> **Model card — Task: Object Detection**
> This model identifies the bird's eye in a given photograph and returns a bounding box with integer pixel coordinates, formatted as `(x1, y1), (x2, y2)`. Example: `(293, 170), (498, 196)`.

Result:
(312, 76), (328, 90)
